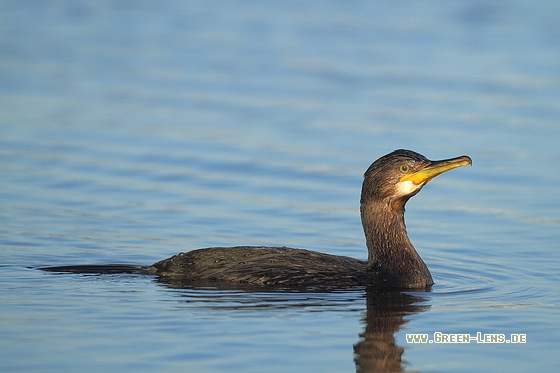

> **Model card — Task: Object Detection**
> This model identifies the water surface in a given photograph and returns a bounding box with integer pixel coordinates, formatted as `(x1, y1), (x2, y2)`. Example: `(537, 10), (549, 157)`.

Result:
(1, 1), (560, 372)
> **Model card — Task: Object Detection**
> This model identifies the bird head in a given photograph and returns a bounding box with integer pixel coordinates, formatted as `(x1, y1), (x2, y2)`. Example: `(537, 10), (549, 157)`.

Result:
(361, 149), (472, 205)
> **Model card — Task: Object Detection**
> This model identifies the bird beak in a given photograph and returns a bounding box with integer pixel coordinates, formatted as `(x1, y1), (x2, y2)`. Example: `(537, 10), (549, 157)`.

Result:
(400, 155), (472, 185)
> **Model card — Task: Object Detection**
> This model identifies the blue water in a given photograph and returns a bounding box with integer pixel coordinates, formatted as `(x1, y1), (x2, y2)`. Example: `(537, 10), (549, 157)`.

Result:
(1, 1), (560, 371)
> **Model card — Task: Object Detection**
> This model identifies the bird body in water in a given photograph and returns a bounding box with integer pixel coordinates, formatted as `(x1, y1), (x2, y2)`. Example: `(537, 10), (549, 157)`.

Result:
(42, 150), (471, 290)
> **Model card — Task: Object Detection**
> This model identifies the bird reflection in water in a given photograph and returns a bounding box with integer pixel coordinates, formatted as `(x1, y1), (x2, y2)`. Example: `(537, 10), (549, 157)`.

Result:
(354, 289), (428, 373)
(155, 278), (429, 373)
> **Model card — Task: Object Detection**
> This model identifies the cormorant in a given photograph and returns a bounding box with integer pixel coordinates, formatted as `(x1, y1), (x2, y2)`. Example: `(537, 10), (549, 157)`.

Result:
(42, 149), (471, 289)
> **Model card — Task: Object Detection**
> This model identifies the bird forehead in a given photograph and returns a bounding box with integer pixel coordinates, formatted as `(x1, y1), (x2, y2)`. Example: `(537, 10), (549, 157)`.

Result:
(400, 156), (429, 167)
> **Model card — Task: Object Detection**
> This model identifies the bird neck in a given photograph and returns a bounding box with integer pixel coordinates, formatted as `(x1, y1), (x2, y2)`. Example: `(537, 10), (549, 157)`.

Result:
(360, 199), (433, 288)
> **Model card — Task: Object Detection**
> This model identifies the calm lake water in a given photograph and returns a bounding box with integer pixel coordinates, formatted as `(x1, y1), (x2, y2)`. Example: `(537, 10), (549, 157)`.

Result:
(1, 1), (560, 372)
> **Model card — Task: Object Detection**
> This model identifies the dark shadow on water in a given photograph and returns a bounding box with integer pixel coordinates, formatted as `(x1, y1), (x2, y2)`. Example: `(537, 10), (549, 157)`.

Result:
(156, 277), (430, 372)
(39, 266), (429, 372)
(354, 289), (429, 373)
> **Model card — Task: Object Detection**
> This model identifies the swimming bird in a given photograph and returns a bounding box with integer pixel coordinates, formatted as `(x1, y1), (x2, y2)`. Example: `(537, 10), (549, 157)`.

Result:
(42, 150), (471, 289)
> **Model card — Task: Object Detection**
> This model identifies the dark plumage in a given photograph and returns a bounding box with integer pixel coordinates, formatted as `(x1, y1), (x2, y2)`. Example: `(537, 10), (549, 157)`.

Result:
(148, 246), (367, 288)
(42, 150), (471, 289)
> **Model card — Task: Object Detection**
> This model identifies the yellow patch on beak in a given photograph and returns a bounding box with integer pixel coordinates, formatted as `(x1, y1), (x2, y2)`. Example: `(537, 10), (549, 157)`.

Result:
(400, 155), (472, 185)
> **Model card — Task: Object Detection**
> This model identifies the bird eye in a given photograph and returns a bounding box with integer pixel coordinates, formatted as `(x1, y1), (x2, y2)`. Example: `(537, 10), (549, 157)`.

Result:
(399, 164), (409, 173)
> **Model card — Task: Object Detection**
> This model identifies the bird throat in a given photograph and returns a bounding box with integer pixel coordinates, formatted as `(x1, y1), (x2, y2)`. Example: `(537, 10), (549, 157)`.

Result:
(360, 199), (434, 288)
